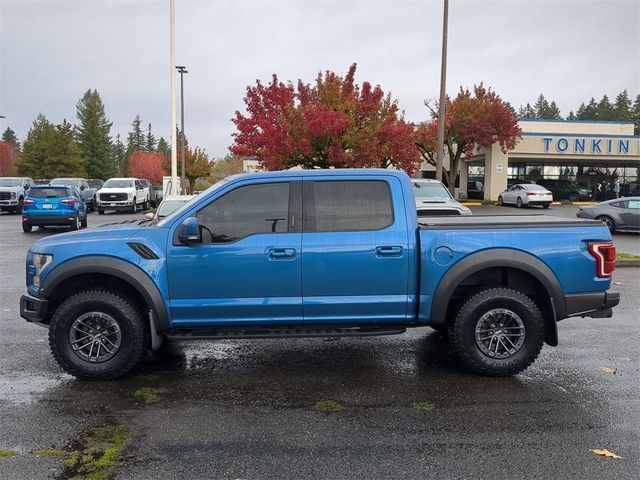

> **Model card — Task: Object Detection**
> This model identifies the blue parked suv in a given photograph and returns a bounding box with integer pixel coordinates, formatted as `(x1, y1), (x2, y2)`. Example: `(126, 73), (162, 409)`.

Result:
(22, 185), (88, 233)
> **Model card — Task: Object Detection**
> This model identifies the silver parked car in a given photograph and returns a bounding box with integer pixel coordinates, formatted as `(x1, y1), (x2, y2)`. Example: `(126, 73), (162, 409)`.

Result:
(498, 183), (553, 208)
(576, 197), (640, 232)
(412, 179), (472, 216)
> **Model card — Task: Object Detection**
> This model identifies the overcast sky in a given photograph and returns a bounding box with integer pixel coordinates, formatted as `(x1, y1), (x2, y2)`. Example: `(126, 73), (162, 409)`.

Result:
(1, 0), (638, 158)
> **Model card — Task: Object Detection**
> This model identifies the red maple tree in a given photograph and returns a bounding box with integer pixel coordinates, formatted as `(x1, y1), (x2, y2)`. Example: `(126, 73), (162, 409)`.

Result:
(0, 142), (17, 176)
(231, 64), (420, 175)
(415, 84), (521, 193)
(128, 150), (165, 184)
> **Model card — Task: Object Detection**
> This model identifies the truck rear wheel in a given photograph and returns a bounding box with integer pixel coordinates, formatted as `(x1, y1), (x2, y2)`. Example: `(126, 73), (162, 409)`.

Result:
(449, 287), (545, 376)
(49, 290), (147, 380)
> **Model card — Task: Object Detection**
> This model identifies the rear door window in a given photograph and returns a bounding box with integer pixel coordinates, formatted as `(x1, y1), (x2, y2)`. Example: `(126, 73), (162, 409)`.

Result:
(304, 180), (394, 232)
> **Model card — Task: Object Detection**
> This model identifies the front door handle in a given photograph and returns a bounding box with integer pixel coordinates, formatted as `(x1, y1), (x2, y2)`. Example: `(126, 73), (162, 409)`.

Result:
(268, 248), (296, 260)
(375, 246), (403, 257)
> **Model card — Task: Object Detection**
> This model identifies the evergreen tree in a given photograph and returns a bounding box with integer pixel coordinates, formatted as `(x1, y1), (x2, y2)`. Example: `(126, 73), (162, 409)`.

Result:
(157, 136), (170, 158)
(533, 94), (550, 118)
(504, 101), (517, 118)
(577, 98), (598, 120)
(2, 127), (21, 155)
(76, 89), (114, 179)
(596, 94), (614, 119)
(547, 101), (562, 119)
(112, 134), (126, 176)
(613, 90), (631, 120)
(20, 114), (86, 178)
(125, 115), (145, 173)
(567, 110), (577, 120)
(521, 103), (536, 118)
(632, 94), (640, 135)
(145, 123), (157, 152)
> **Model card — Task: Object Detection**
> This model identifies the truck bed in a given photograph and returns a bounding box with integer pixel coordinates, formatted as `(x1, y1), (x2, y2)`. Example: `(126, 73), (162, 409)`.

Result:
(419, 214), (601, 230)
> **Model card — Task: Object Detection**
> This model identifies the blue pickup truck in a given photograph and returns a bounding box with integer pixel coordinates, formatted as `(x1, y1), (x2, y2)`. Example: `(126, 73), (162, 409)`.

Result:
(20, 169), (619, 379)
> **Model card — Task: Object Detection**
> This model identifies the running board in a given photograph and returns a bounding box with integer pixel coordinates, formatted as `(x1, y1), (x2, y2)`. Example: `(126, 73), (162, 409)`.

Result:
(164, 326), (406, 341)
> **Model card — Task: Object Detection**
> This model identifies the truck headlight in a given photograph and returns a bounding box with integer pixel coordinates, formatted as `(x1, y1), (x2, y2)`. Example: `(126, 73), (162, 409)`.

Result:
(11, 192), (16, 199)
(33, 253), (53, 286)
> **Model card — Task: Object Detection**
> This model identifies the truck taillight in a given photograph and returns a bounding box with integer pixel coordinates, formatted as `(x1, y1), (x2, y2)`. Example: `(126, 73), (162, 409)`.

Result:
(61, 199), (76, 205)
(588, 242), (615, 278)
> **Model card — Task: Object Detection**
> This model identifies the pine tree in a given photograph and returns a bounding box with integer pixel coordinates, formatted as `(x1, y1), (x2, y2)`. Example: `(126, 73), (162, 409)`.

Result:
(76, 89), (114, 179)
(157, 136), (170, 158)
(578, 98), (598, 120)
(596, 94), (614, 119)
(567, 110), (577, 120)
(2, 127), (21, 155)
(125, 115), (145, 173)
(20, 114), (86, 178)
(547, 101), (562, 119)
(533, 94), (550, 119)
(504, 102), (517, 118)
(632, 94), (640, 135)
(145, 123), (157, 152)
(112, 134), (126, 176)
(613, 90), (631, 121)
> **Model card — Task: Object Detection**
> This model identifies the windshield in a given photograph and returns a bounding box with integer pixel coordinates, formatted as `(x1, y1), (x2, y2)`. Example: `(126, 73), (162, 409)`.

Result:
(87, 180), (103, 188)
(103, 179), (133, 188)
(412, 181), (452, 199)
(157, 180), (228, 227)
(50, 178), (79, 187)
(0, 179), (22, 187)
(157, 199), (189, 218)
(28, 187), (70, 198)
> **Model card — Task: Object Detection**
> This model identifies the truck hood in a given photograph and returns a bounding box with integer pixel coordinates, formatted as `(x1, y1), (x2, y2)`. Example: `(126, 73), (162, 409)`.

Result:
(0, 186), (23, 193)
(97, 187), (134, 195)
(30, 223), (143, 253)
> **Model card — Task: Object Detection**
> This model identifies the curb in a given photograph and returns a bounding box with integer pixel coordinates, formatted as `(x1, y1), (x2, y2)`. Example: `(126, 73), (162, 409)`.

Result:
(616, 259), (640, 268)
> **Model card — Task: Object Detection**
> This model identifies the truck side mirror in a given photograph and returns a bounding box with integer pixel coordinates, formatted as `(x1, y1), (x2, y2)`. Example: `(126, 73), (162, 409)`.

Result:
(178, 217), (201, 245)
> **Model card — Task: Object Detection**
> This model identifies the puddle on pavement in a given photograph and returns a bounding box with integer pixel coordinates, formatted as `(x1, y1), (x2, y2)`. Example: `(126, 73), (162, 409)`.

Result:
(0, 374), (72, 405)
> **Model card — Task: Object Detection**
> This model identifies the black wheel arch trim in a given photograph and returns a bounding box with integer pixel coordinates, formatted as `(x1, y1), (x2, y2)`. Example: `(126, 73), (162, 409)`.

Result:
(40, 256), (170, 332)
(429, 248), (565, 344)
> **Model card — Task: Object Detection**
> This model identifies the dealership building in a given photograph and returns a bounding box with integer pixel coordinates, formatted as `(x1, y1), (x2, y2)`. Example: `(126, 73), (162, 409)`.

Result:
(423, 119), (640, 201)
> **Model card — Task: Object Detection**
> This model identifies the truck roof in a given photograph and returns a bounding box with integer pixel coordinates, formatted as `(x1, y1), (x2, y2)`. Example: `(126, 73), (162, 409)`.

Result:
(226, 169), (409, 182)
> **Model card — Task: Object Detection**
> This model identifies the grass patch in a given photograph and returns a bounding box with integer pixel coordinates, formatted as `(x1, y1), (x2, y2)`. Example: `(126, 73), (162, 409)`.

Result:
(132, 387), (167, 404)
(31, 448), (67, 457)
(412, 401), (436, 412)
(60, 424), (130, 480)
(312, 400), (344, 412)
(0, 450), (18, 457)
(617, 252), (640, 260)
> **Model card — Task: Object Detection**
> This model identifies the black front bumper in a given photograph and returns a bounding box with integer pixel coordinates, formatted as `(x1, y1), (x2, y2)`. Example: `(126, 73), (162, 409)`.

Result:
(564, 291), (620, 319)
(20, 294), (49, 325)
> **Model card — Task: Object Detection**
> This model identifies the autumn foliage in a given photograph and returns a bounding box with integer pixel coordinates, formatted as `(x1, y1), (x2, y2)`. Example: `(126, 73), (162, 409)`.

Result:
(231, 64), (420, 175)
(128, 150), (166, 184)
(0, 142), (18, 176)
(415, 84), (521, 192)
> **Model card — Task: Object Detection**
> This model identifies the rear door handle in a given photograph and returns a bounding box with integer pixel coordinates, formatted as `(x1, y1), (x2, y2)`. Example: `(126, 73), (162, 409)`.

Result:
(375, 246), (403, 257)
(268, 248), (296, 260)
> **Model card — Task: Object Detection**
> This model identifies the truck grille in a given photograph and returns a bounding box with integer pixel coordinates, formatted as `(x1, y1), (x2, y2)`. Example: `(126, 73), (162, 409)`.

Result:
(100, 193), (128, 201)
(0, 192), (11, 200)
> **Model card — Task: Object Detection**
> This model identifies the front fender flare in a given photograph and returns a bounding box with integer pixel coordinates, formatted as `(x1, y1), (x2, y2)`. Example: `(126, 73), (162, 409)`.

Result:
(40, 255), (170, 332)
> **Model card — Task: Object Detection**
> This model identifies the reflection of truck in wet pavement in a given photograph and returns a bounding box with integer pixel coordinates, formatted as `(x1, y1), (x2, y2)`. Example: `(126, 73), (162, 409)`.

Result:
(20, 169), (619, 379)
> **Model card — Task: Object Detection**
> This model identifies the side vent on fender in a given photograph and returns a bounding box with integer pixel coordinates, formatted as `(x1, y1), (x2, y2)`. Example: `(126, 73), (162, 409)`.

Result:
(127, 242), (160, 260)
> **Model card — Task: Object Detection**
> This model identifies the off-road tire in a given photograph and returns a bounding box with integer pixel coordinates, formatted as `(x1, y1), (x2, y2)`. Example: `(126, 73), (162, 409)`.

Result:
(49, 290), (147, 380)
(449, 287), (545, 377)
(131, 198), (137, 213)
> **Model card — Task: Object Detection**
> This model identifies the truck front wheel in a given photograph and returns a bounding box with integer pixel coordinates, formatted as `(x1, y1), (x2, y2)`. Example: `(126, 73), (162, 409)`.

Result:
(449, 287), (545, 377)
(49, 290), (147, 380)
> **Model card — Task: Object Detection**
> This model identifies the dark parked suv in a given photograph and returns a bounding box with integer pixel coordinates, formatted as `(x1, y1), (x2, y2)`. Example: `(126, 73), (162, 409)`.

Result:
(536, 179), (593, 201)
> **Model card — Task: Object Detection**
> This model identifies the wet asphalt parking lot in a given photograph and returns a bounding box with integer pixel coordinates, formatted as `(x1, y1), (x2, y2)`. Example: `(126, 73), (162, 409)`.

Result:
(0, 205), (638, 479)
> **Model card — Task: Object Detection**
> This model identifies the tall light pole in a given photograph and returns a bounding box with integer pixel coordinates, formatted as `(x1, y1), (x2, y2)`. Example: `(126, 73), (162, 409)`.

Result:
(176, 66), (188, 193)
(435, 0), (449, 182)
(169, 0), (179, 194)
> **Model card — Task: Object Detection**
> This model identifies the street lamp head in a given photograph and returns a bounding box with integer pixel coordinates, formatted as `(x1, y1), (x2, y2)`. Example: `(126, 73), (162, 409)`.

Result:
(175, 66), (188, 74)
